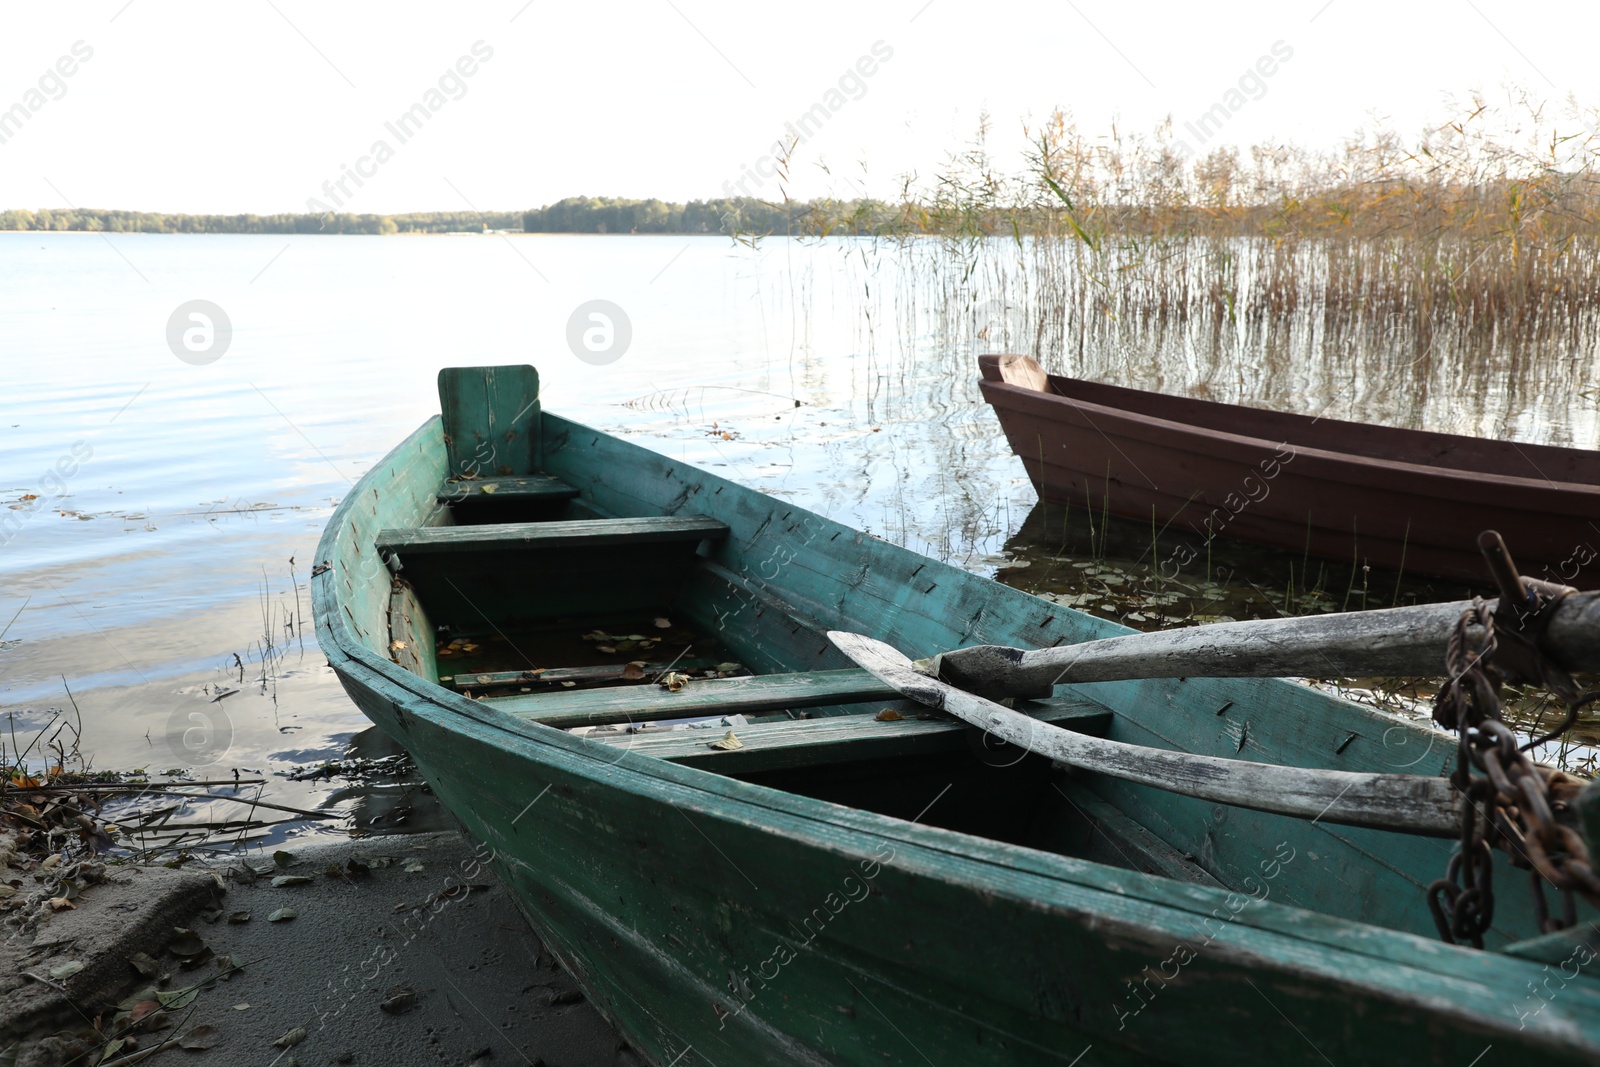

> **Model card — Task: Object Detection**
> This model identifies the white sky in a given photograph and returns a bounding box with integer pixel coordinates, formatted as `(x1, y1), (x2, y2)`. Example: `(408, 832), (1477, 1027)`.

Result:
(0, 0), (1593, 214)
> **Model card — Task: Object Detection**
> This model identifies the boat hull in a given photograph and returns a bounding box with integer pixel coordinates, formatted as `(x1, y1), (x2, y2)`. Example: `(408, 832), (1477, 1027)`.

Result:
(314, 406), (1600, 1065)
(978, 356), (1600, 586)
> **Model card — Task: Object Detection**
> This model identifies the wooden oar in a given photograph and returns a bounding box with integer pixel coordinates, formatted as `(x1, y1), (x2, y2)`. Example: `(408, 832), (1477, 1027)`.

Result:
(828, 630), (1461, 836)
(926, 591), (1600, 699)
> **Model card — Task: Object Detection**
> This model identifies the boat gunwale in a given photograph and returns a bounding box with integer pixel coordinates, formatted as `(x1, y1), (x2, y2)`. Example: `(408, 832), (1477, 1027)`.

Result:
(310, 412), (1600, 1040)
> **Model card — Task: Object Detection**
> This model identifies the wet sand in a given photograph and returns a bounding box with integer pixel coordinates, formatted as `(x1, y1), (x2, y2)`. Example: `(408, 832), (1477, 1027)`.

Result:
(3, 831), (630, 1067)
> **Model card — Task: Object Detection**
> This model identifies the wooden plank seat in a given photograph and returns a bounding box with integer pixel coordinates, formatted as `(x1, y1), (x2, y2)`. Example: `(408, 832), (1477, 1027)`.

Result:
(486, 668), (899, 730)
(377, 516), (729, 557)
(579, 696), (1115, 774)
(438, 474), (580, 504)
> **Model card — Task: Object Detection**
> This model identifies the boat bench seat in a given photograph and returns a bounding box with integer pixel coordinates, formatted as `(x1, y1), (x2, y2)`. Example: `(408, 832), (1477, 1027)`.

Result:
(487, 669), (898, 729)
(377, 515), (729, 557)
(437, 474), (580, 504)
(582, 695), (1114, 774)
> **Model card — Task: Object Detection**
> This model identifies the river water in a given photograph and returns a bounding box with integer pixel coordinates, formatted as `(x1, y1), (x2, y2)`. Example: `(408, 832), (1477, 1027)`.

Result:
(2, 232), (1595, 850)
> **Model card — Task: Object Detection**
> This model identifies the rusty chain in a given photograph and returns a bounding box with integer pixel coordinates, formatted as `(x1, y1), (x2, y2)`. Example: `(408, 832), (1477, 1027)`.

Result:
(1426, 532), (1600, 948)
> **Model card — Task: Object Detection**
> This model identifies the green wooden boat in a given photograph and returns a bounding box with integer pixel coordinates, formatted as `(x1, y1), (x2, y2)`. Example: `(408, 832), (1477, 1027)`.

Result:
(313, 365), (1600, 1065)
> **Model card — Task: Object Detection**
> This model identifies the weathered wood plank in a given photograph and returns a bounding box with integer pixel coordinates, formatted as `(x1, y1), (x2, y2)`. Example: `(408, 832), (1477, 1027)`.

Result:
(587, 697), (1114, 773)
(438, 473), (578, 503)
(831, 631), (1461, 835)
(1042, 780), (1227, 888)
(443, 659), (720, 691)
(934, 590), (1600, 694)
(438, 364), (541, 477)
(489, 668), (902, 729)
(376, 515), (729, 555)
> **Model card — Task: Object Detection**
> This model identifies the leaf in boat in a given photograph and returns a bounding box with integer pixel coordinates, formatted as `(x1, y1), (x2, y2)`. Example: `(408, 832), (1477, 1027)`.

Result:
(559, 681), (576, 688)
(403, 858), (425, 873)
(46, 897), (74, 911)
(267, 908), (298, 922)
(707, 731), (742, 751)
(389, 640), (407, 652)
(462, 643), (478, 652)
(597, 645), (617, 654)
(379, 985), (419, 1014)
(621, 663), (646, 681)
(476, 675), (490, 684)
(99, 1037), (126, 1061)
(658, 672), (689, 692)
(716, 662), (742, 674)
(274, 1026), (307, 1049)
(874, 709), (904, 722)
(654, 617), (672, 629)
(479, 484), (498, 494)
(273, 850), (295, 869)
(227, 910), (251, 924)
(167, 928), (206, 958)
(615, 640), (637, 652)
(179, 1025), (218, 1050)
(272, 875), (313, 887)
(48, 960), (82, 980)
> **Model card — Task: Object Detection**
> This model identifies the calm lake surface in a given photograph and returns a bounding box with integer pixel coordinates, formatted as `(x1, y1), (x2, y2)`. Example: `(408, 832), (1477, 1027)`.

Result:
(3, 232), (1596, 849)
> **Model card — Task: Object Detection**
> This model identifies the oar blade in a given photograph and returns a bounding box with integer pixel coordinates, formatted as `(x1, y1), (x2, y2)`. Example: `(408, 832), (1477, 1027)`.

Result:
(826, 631), (948, 711)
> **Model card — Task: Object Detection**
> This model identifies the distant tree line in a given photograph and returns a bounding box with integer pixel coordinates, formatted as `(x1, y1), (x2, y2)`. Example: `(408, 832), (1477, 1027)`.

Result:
(0, 199), (910, 236)
(520, 197), (904, 235)
(0, 209), (523, 234)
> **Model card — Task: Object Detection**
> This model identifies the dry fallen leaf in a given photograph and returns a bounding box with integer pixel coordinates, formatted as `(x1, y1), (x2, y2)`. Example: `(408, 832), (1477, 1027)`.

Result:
(267, 907), (297, 922)
(379, 985), (419, 1014)
(597, 645), (617, 654)
(168, 928), (207, 958)
(621, 663), (645, 681)
(47, 897), (75, 911)
(653, 617), (672, 629)
(274, 1026), (307, 1049)
(707, 731), (742, 751)
(478, 483), (498, 494)
(179, 1025), (218, 1050)
(874, 709), (904, 722)
(658, 672), (689, 692)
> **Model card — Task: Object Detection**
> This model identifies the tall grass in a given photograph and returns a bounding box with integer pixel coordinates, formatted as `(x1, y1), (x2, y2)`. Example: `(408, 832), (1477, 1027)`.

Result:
(824, 87), (1598, 444)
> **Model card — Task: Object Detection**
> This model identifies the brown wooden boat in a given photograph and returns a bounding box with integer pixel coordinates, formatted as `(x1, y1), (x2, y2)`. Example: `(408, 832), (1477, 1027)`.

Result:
(978, 354), (1600, 586)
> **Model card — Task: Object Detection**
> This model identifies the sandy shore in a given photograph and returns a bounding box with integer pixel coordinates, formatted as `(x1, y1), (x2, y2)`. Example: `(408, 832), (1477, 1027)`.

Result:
(2, 831), (631, 1066)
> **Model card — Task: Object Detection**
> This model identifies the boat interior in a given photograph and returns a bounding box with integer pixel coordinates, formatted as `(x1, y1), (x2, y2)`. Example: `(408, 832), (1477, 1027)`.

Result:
(366, 367), (1592, 957)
